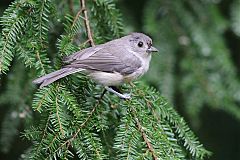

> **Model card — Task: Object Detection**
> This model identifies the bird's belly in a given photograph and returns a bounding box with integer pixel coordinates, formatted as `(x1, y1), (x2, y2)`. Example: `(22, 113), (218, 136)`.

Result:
(89, 57), (150, 86)
(89, 71), (124, 86)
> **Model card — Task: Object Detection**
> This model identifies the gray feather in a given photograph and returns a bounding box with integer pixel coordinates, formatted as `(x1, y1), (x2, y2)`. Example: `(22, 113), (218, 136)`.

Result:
(33, 68), (85, 88)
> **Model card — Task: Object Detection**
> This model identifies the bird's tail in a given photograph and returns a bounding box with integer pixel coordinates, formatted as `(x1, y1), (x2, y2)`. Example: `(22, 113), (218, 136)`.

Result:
(33, 68), (84, 88)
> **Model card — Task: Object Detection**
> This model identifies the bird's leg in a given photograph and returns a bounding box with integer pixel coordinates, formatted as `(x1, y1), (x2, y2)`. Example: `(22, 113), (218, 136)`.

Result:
(99, 89), (107, 100)
(110, 86), (131, 99)
(110, 86), (122, 94)
(105, 86), (131, 99)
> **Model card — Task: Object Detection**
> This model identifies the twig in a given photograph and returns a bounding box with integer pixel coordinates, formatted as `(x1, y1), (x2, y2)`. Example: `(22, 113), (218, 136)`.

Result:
(71, 7), (85, 29)
(136, 118), (158, 160)
(132, 108), (158, 160)
(80, 0), (95, 46)
(36, 115), (51, 155)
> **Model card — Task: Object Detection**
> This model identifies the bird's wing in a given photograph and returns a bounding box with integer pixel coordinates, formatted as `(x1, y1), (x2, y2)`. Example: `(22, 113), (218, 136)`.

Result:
(63, 46), (103, 63)
(63, 44), (142, 75)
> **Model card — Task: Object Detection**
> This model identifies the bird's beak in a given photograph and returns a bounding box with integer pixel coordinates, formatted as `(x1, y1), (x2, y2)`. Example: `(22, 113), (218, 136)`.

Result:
(147, 46), (159, 53)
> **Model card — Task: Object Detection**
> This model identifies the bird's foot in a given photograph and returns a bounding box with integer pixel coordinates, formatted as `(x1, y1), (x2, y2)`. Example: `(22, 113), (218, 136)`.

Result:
(105, 86), (131, 100)
(121, 93), (131, 100)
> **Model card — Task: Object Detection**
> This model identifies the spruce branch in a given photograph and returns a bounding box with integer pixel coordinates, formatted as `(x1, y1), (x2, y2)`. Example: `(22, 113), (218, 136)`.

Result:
(55, 94), (65, 136)
(32, 0), (53, 75)
(16, 43), (35, 68)
(35, 115), (51, 156)
(37, 0), (51, 45)
(132, 108), (158, 160)
(124, 82), (211, 159)
(32, 86), (53, 112)
(0, 2), (28, 74)
(44, 99), (101, 160)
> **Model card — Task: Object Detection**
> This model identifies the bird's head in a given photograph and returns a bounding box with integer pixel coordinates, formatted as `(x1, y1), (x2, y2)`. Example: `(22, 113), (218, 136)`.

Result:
(128, 33), (158, 55)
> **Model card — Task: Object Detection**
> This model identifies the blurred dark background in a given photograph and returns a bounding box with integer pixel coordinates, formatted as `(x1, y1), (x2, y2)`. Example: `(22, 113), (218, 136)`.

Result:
(0, 0), (240, 159)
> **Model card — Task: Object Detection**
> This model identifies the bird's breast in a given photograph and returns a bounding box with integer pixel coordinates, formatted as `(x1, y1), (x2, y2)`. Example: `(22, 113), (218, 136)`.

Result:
(124, 54), (151, 82)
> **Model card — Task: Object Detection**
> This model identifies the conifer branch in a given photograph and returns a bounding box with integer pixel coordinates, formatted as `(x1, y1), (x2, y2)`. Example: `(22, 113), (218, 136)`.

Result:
(0, 2), (28, 74)
(35, 115), (51, 156)
(45, 99), (101, 160)
(132, 109), (158, 160)
(128, 82), (210, 159)
(38, 2), (45, 45)
(90, 0), (124, 41)
(33, 87), (52, 112)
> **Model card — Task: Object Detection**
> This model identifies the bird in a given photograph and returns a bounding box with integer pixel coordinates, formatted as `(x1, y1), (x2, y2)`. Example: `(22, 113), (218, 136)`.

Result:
(33, 32), (158, 99)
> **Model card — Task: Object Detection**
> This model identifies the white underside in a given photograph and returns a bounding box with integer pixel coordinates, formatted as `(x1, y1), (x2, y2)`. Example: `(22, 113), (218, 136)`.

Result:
(89, 71), (124, 86)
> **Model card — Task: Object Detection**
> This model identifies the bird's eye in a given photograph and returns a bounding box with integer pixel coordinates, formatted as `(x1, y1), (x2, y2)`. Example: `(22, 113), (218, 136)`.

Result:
(138, 41), (143, 47)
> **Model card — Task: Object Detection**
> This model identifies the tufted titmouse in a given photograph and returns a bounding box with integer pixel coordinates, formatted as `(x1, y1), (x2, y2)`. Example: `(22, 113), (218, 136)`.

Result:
(33, 33), (158, 99)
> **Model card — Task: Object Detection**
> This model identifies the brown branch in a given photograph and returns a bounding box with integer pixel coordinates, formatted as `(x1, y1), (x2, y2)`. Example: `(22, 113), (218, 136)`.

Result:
(35, 89), (48, 111)
(80, 0), (95, 46)
(71, 8), (85, 30)
(136, 118), (158, 160)
(132, 109), (158, 160)
(36, 115), (51, 155)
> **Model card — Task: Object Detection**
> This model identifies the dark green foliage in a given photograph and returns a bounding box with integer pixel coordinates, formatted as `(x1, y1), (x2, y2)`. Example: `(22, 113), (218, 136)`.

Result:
(116, 83), (211, 159)
(0, 61), (33, 153)
(231, 0), (240, 36)
(0, 1), (28, 74)
(0, 0), (213, 159)
(144, 0), (240, 127)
